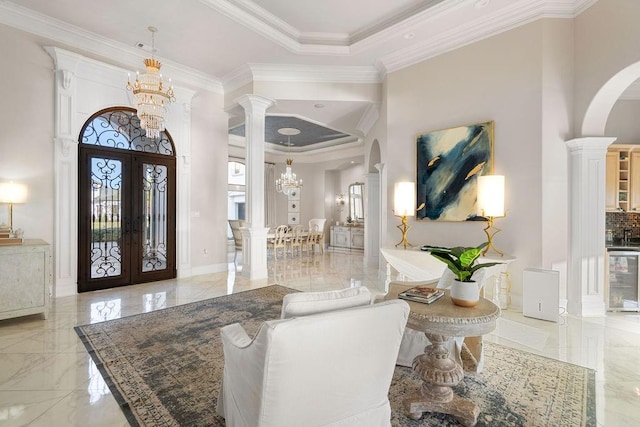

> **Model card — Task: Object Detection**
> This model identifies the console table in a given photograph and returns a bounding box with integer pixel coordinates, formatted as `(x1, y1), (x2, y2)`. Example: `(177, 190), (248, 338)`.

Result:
(0, 239), (51, 321)
(387, 284), (500, 426)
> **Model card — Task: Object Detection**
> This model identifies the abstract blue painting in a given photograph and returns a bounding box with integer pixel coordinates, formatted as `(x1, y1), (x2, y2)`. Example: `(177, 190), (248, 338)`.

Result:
(416, 121), (493, 221)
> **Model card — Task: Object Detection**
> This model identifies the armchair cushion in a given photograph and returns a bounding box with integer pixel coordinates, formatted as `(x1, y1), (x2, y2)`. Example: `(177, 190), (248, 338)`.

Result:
(280, 286), (371, 319)
(219, 299), (410, 427)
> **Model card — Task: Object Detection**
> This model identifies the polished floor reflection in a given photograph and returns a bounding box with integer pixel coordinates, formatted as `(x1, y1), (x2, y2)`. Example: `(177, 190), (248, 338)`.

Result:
(0, 251), (638, 426)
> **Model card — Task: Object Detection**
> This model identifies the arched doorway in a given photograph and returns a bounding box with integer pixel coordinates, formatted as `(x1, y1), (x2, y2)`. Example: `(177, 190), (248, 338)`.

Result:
(77, 107), (177, 292)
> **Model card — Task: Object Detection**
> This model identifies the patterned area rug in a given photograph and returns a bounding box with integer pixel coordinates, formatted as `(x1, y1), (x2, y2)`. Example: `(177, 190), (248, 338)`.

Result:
(75, 285), (595, 427)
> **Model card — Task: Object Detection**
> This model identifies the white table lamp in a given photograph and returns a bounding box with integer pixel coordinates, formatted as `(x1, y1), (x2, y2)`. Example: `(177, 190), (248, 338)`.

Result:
(477, 175), (505, 256)
(0, 182), (28, 234)
(394, 182), (416, 249)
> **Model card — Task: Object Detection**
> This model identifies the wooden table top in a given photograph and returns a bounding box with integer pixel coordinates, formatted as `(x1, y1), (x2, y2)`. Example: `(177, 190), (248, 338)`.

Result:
(387, 282), (500, 337)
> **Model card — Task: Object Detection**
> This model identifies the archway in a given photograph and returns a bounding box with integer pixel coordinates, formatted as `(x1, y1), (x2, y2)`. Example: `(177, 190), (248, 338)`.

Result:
(566, 62), (640, 316)
(582, 62), (640, 136)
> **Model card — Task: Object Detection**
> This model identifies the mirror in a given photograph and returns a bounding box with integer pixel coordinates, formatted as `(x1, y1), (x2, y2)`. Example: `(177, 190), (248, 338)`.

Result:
(348, 182), (364, 223)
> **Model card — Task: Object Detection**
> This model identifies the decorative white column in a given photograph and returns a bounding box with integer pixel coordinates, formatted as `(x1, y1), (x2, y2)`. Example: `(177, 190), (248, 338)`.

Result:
(236, 95), (276, 280)
(566, 137), (616, 317)
(45, 47), (80, 298)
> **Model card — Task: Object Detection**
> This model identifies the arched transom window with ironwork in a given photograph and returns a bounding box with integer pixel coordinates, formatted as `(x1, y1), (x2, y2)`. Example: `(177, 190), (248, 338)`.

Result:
(77, 107), (177, 293)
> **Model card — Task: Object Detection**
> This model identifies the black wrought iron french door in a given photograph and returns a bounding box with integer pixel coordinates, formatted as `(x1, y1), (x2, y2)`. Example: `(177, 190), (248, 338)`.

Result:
(78, 146), (176, 292)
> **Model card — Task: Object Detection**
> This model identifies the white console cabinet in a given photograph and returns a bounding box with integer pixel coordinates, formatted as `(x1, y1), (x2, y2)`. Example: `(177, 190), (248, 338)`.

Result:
(330, 226), (364, 251)
(0, 239), (51, 321)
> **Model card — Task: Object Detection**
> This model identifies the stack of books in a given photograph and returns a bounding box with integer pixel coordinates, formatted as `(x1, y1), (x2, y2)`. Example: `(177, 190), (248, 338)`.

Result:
(398, 285), (445, 305)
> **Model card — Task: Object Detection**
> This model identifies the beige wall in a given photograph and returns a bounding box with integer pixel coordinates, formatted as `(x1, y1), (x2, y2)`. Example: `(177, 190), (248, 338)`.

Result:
(190, 91), (229, 270)
(385, 20), (555, 304)
(606, 101), (640, 143)
(540, 19), (574, 293)
(0, 26), (54, 244)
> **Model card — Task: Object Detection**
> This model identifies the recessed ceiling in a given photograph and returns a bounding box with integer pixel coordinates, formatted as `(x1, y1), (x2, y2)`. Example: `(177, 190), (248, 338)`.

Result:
(229, 116), (356, 149)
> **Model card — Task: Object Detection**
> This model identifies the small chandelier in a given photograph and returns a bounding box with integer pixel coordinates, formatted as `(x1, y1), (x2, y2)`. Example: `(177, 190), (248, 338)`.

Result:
(275, 129), (302, 195)
(276, 158), (302, 195)
(126, 26), (175, 139)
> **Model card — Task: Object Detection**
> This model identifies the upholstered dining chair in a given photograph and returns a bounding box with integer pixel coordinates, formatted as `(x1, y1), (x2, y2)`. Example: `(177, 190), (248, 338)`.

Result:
(217, 298), (409, 427)
(227, 219), (245, 263)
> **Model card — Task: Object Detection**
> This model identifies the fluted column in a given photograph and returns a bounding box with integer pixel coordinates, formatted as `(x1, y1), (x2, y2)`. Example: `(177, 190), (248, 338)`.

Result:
(566, 137), (616, 317)
(236, 95), (276, 280)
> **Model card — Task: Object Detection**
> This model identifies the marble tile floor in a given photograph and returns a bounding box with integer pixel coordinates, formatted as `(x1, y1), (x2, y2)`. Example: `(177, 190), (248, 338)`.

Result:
(0, 251), (638, 426)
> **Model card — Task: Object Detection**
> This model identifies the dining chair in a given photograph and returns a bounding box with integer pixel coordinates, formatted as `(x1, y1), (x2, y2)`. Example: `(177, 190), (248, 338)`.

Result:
(289, 225), (305, 257)
(304, 224), (320, 255)
(308, 218), (326, 253)
(227, 219), (245, 263)
(268, 225), (289, 260)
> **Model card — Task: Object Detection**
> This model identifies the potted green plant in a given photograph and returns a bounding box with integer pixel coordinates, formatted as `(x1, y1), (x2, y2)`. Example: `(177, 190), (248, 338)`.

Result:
(428, 242), (502, 307)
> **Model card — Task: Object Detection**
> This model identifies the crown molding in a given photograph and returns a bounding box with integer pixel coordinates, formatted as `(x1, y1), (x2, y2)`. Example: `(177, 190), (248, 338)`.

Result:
(356, 103), (380, 136)
(379, 0), (598, 74)
(0, 0), (223, 93)
(222, 65), (255, 93)
(249, 64), (381, 84)
(199, 0), (595, 62)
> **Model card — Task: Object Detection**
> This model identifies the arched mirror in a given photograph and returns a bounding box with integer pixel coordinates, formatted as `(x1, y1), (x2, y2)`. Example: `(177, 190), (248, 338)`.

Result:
(348, 182), (364, 223)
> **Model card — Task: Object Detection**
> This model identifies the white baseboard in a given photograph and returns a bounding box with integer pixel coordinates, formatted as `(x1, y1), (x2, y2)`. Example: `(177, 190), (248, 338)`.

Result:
(190, 262), (228, 277)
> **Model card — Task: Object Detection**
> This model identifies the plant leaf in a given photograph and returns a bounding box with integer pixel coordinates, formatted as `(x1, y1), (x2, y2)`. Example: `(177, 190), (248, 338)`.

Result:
(459, 248), (481, 268)
(430, 253), (464, 281)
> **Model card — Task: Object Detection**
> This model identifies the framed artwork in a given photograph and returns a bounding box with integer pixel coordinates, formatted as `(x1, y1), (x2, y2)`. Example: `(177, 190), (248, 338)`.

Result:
(416, 121), (494, 221)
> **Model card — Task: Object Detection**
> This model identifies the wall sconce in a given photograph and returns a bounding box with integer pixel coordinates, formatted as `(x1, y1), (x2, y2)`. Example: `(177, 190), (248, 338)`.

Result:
(477, 175), (505, 257)
(393, 182), (416, 249)
(0, 181), (28, 237)
(336, 193), (345, 213)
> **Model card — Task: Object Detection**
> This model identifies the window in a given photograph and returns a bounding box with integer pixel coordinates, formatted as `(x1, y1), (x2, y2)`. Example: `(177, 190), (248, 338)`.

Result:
(228, 161), (246, 239)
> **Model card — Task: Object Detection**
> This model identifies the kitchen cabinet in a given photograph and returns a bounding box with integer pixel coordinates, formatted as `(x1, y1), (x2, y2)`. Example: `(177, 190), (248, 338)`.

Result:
(0, 239), (51, 321)
(606, 151), (619, 211)
(630, 152), (640, 212)
(329, 226), (364, 251)
(606, 145), (640, 212)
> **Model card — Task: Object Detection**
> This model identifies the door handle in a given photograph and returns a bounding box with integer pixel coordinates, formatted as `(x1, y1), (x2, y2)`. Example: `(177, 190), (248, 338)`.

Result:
(124, 219), (131, 234)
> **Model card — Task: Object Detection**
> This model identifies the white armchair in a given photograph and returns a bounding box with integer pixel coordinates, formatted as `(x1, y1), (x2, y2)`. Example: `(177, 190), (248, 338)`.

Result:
(280, 286), (371, 318)
(217, 299), (410, 427)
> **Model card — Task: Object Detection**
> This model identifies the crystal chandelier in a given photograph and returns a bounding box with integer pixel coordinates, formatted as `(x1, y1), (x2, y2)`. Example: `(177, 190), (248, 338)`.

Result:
(126, 26), (175, 139)
(275, 131), (302, 195)
(276, 158), (302, 195)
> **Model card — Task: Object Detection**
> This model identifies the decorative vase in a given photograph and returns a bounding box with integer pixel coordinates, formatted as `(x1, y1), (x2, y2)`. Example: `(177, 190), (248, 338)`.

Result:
(450, 280), (481, 307)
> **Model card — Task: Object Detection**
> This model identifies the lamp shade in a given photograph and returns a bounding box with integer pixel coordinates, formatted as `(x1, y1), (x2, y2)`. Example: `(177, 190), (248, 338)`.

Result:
(477, 175), (505, 217)
(0, 182), (28, 204)
(394, 182), (416, 217)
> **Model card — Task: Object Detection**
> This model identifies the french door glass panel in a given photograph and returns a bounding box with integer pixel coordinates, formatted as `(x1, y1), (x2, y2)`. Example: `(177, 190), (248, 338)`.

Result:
(141, 163), (168, 273)
(90, 157), (124, 279)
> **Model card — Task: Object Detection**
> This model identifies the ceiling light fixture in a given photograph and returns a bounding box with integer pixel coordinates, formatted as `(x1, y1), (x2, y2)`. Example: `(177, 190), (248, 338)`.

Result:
(126, 26), (175, 139)
(275, 128), (302, 195)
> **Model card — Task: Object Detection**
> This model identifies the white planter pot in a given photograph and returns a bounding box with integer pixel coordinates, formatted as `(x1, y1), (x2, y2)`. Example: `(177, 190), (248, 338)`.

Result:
(450, 280), (480, 307)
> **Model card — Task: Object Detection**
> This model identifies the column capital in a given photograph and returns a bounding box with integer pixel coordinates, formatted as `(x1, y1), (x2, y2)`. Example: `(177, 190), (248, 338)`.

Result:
(566, 137), (617, 152)
(235, 94), (276, 113)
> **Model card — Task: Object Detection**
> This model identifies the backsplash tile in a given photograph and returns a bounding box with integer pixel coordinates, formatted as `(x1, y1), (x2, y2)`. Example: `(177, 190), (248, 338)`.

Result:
(606, 212), (640, 239)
